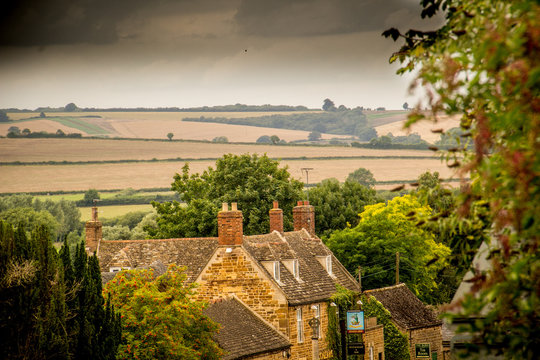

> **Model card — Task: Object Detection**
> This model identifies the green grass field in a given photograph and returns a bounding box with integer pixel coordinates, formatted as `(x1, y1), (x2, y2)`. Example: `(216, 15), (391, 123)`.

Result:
(80, 204), (154, 221)
(35, 190), (175, 203)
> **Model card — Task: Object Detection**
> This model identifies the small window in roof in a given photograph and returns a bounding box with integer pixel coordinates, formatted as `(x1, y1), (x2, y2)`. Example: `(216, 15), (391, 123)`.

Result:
(293, 259), (300, 279)
(273, 261), (281, 282)
(326, 255), (333, 275)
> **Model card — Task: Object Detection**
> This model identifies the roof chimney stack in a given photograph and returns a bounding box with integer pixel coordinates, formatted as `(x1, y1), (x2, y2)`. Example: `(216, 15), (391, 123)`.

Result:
(85, 206), (102, 254)
(293, 200), (315, 236)
(269, 200), (283, 234)
(218, 203), (243, 246)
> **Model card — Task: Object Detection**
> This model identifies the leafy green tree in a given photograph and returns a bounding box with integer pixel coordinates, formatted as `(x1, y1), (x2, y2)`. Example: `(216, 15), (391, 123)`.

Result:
(256, 135), (272, 144)
(102, 225), (132, 240)
(307, 178), (381, 238)
(0, 110), (9, 122)
(322, 98), (336, 111)
(346, 168), (376, 188)
(270, 135), (280, 144)
(326, 195), (450, 303)
(385, 0), (539, 355)
(39, 111), (46, 118)
(104, 265), (223, 360)
(212, 136), (228, 143)
(64, 103), (78, 112)
(167, 132), (174, 141)
(83, 189), (100, 206)
(149, 154), (303, 238)
(0, 207), (59, 239)
(402, 102), (409, 110)
(308, 131), (321, 141)
(7, 126), (20, 136)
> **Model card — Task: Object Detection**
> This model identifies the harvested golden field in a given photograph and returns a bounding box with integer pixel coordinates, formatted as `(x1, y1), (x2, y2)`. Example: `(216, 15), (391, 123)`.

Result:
(5, 111), (338, 142)
(0, 158), (456, 193)
(0, 138), (436, 163)
(375, 114), (461, 143)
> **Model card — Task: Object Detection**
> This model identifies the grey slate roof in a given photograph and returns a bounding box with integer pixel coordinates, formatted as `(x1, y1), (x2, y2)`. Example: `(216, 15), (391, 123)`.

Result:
(204, 297), (291, 360)
(244, 230), (360, 305)
(98, 238), (218, 283)
(365, 283), (442, 330)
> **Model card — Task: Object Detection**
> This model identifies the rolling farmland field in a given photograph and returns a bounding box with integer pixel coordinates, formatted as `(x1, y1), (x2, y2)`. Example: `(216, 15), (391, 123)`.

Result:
(2, 111), (348, 143)
(0, 137), (458, 194)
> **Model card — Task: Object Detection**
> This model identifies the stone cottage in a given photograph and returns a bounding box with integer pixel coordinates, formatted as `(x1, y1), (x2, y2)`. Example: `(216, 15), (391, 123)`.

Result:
(365, 283), (443, 360)
(89, 200), (385, 360)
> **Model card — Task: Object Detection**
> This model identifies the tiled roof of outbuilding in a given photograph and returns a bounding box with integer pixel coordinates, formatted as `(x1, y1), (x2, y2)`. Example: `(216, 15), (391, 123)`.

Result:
(365, 283), (442, 330)
(244, 230), (360, 305)
(204, 297), (290, 360)
(98, 238), (218, 283)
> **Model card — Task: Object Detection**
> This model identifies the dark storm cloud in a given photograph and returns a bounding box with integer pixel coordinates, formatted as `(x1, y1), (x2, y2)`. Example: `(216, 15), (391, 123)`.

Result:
(234, 0), (422, 37)
(2, 0), (436, 47)
(0, 0), (236, 46)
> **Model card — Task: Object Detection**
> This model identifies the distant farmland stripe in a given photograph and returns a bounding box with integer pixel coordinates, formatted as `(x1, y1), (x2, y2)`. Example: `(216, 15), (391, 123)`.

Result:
(0, 154), (442, 166)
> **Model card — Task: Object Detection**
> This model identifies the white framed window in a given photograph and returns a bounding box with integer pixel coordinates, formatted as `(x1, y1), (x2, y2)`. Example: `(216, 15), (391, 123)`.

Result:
(273, 261), (281, 282)
(297, 308), (304, 343)
(293, 259), (300, 279)
(326, 255), (333, 275)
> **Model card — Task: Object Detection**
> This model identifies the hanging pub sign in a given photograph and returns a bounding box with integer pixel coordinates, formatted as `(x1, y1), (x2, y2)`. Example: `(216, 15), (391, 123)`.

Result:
(415, 343), (431, 358)
(346, 310), (365, 333)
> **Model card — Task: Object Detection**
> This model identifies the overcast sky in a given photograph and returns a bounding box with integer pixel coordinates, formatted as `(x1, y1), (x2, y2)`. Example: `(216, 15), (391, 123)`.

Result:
(0, 0), (443, 110)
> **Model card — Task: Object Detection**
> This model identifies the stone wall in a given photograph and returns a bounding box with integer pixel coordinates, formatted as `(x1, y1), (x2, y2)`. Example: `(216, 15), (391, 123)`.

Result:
(409, 325), (443, 360)
(363, 321), (385, 360)
(196, 246), (289, 334)
(287, 302), (330, 360)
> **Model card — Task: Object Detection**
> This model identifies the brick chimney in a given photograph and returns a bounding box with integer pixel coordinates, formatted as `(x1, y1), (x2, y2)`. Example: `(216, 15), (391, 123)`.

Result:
(85, 206), (102, 254)
(269, 200), (283, 233)
(218, 202), (243, 245)
(293, 200), (315, 236)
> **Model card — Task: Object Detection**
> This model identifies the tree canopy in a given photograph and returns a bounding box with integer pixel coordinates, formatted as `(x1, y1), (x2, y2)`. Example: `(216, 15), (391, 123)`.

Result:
(103, 265), (222, 360)
(307, 178), (381, 238)
(0, 110), (9, 122)
(326, 195), (450, 303)
(0, 221), (121, 359)
(385, 0), (539, 355)
(148, 154), (303, 238)
(346, 167), (376, 188)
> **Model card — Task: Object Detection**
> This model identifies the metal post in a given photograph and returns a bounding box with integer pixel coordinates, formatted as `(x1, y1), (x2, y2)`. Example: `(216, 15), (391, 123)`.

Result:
(301, 167), (314, 202)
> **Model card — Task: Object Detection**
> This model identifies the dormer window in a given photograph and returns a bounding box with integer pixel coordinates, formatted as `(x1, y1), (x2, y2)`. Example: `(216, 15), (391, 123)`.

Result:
(293, 259), (300, 279)
(273, 261), (281, 282)
(326, 255), (333, 275)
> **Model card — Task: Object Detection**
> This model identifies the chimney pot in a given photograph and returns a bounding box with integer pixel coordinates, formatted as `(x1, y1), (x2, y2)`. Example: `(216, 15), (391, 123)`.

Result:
(297, 200), (303, 206)
(273, 200), (279, 209)
(222, 203), (229, 212)
(231, 202), (238, 211)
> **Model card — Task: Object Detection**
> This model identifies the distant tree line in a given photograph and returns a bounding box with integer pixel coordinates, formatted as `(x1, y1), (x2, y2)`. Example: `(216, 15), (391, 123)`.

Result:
(1, 103), (312, 113)
(184, 108), (376, 138)
(6, 126), (82, 138)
